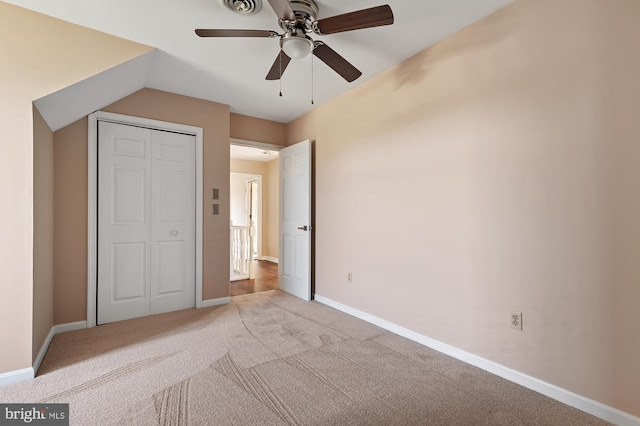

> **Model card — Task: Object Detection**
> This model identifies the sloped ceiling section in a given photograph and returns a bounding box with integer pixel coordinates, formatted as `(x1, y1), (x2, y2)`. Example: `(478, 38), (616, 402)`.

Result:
(0, 1), (156, 131)
(0, 2), (154, 104)
(7, 0), (514, 123)
(35, 50), (155, 131)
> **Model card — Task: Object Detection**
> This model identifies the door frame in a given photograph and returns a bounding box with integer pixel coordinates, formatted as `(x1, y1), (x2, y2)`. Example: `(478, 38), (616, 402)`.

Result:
(247, 178), (260, 259)
(230, 137), (284, 263)
(87, 111), (204, 328)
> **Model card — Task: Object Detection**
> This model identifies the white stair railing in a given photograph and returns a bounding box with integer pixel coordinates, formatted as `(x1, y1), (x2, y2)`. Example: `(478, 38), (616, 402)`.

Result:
(230, 222), (255, 281)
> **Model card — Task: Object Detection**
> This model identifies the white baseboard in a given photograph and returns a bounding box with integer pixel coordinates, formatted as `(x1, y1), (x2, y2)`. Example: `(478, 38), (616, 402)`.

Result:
(53, 320), (87, 334)
(33, 327), (56, 375)
(263, 257), (279, 264)
(230, 276), (247, 282)
(0, 368), (34, 388)
(33, 320), (88, 376)
(201, 297), (231, 308)
(314, 294), (640, 426)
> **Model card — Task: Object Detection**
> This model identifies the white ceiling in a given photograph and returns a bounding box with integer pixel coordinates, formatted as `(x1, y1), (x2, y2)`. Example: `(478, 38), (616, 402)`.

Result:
(230, 144), (280, 162)
(8, 0), (513, 126)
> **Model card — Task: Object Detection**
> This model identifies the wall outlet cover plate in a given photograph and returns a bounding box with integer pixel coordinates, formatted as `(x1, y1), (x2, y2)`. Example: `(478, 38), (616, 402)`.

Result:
(510, 311), (523, 331)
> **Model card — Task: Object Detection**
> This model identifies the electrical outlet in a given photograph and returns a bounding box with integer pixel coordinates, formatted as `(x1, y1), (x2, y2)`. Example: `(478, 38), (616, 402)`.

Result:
(347, 272), (352, 283)
(510, 311), (523, 331)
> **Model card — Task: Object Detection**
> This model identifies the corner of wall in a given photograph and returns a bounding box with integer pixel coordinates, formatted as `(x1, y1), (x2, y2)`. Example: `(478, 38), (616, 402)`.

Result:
(32, 105), (55, 365)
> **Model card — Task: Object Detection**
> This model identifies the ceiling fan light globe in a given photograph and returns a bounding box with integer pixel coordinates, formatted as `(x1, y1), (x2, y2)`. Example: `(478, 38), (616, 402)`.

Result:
(281, 36), (314, 59)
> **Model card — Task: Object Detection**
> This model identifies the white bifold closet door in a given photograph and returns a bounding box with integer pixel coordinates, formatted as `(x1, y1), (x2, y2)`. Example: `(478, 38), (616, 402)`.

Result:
(97, 121), (196, 325)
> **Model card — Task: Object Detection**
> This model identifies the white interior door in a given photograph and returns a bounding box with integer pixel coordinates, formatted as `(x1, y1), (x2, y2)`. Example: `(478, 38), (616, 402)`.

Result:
(98, 123), (151, 323)
(150, 130), (196, 314)
(98, 121), (195, 324)
(279, 140), (312, 300)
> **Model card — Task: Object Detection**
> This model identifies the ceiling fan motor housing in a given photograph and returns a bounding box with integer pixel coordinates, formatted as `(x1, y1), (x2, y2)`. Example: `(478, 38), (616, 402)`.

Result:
(278, 0), (319, 33)
(220, 0), (262, 15)
(290, 0), (318, 21)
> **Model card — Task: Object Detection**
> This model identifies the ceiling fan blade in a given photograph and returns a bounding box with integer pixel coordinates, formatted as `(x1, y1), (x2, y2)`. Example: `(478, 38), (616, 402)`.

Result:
(313, 42), (362, 82)
(315, 5), (394, 35)
(266, 51), (292, 80)
(195, 29), (277, 38)
(266, 0), (295, 21)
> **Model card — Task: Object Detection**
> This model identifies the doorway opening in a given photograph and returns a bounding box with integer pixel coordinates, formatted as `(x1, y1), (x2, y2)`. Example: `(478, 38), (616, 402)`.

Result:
(230, 139), (282, 296)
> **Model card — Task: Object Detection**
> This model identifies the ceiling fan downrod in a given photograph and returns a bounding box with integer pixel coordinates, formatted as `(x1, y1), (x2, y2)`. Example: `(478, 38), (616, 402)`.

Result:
(279, 52), (283, 97)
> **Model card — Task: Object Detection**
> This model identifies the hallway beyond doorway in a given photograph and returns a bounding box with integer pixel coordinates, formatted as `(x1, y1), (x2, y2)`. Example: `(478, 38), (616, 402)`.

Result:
(230, 260), (278, 296)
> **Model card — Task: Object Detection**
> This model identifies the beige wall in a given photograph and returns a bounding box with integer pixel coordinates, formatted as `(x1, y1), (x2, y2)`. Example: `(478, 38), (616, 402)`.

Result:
(606, 0), (640, 412)
(230, 113), (286, 145)
(53, 120), (89, 324)
(0, 2), (152, 375)
(287, 0), (638, 417)
(230, 159), (279, 259)
(32, 106), (54, 363)
(53, 88), (231, 320)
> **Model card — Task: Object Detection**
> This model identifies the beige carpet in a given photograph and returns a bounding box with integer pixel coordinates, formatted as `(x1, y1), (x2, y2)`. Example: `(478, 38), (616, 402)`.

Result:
(0, 290), (609, 425)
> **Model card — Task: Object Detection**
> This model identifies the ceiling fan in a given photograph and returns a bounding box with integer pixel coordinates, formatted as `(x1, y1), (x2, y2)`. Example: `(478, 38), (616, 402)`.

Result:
(195, 0), (394, 83)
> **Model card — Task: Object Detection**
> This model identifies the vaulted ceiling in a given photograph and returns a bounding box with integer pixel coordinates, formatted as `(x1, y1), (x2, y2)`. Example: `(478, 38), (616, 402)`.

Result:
(6, 0), (513, 129)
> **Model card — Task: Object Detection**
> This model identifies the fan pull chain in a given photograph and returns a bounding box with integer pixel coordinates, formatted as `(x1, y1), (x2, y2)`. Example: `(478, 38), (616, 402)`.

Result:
(279, 50), (283, 97)
(311, 53), (314, 105)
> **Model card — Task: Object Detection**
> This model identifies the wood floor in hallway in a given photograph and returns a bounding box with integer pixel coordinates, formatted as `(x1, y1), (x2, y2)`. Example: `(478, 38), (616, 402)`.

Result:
(230, 260), (279, 296)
